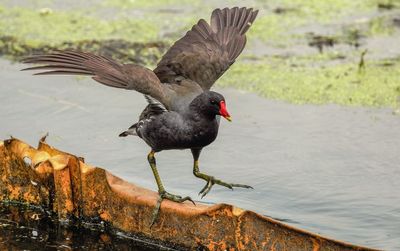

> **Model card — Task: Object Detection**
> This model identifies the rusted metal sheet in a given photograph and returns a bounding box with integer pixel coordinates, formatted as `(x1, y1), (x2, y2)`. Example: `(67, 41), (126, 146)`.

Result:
(0, 137), (378, 251)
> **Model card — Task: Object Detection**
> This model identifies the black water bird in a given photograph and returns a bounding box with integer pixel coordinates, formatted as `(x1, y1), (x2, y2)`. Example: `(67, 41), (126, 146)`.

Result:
(22, 7), (258, 223)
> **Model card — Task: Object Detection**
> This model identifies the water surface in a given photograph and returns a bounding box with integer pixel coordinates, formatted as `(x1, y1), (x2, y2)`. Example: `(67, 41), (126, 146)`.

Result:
(1, 59), (399, 250)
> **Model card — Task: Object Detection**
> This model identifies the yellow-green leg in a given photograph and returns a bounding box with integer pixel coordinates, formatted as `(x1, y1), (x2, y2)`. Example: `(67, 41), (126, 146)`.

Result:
(148, 150), (194, 226)
(191, 148), (253, 198)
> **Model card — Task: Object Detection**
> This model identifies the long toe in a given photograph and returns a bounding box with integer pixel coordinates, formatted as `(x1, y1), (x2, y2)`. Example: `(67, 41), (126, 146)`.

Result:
(161, 191), (194, 205)
(198, 176), (253, 198)
(229, 183), (254, 189)
(198, 176), (234, 198)
(198, 180), (212, 196)
(213, 178), (234, 190)
(199, 180), (213, 198)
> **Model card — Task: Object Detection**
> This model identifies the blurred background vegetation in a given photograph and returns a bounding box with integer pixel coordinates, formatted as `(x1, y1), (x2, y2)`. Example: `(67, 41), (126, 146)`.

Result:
(1, 0), (399, 108)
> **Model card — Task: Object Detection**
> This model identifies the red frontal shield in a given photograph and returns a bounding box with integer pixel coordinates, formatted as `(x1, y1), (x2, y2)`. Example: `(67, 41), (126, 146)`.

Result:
(219, 101), (232, 122)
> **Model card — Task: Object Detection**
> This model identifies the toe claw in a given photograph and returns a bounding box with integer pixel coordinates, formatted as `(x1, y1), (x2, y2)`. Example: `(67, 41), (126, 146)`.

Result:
(183, 196), (196, 206)
(198, 187), (206, 196)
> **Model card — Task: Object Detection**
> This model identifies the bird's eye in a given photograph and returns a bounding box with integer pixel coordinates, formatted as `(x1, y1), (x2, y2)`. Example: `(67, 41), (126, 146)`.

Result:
(210, 100), (217, 105)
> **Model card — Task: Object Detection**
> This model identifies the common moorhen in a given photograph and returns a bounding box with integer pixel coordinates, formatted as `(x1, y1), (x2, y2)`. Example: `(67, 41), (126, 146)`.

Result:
(22, 7), (258, 223)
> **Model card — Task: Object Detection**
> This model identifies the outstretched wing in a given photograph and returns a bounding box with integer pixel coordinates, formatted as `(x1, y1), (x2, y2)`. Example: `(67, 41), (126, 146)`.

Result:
(22, 50), (169, 108)
(154, 7), (258, 90)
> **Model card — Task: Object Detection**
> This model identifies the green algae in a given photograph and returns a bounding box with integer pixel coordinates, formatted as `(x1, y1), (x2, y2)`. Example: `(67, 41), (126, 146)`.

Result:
(0, 5), (160, 45)
(0, 4), (167, 66)
(103, 0), (201, 9)
(367, 16), (396, 36)
(219, 57), (400, 107)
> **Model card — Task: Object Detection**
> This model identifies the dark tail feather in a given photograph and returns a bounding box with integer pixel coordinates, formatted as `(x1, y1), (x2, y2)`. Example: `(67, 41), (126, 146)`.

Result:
(119, 123), (138, 137)
(119, 131), (130, 137)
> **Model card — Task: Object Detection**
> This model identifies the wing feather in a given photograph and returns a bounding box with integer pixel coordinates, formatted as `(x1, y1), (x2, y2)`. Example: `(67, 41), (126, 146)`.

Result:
(154, 7), (258, 90)
(22, 50), (169, 108)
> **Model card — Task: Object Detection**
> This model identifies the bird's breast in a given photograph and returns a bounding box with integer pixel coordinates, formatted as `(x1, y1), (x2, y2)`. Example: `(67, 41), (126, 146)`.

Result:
(188, 119), (219, 147)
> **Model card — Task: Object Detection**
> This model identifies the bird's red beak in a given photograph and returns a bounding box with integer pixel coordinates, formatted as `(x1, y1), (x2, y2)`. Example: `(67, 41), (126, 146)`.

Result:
(219, 101), (232, 122)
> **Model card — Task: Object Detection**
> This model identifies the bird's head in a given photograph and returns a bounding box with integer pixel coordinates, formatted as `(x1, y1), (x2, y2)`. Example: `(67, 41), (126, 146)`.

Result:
(190, 91), (232, 121)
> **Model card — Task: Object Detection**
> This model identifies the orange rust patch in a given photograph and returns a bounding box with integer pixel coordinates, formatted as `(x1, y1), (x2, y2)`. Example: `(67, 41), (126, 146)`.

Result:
(79, 161), (96, 173)
(7, 139), (36, 160)
(31, 150), (51, 166)
(49, 155), (70, 170)
(65, 199), (74, 212)
(35, 161), (53, 175)
(232, 206), (244, 216)
(207, 240), (229, 251)
(100, 233), (111, 244)
(8, 185), (21, 200)
(100, 211), (112, 221)
(312, 238), (321, 251)
(234, 207), (244, 250)
(23, 191), (37, 202)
